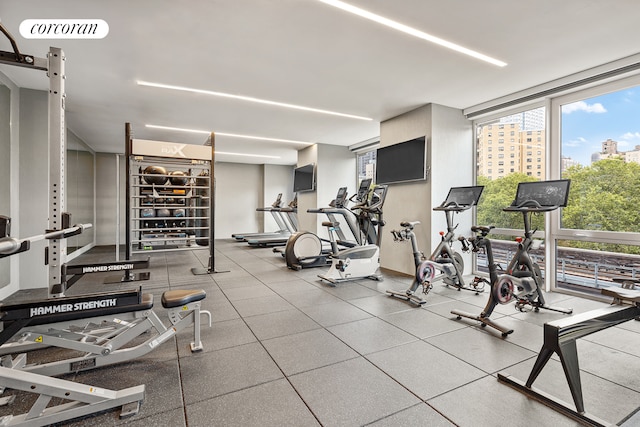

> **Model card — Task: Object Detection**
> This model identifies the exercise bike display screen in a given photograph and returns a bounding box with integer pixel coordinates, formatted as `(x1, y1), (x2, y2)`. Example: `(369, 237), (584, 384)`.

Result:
(443, 186), (484, 207)
(513, 179), (570, 207)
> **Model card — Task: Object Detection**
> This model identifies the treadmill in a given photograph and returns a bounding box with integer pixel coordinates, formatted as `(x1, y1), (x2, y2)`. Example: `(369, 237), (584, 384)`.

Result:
(232, 194), (294, 241)
(246, 197), (298, 247)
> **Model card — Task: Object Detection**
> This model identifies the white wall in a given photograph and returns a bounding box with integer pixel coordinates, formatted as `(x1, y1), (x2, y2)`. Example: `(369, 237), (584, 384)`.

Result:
(263, 164), (295, 232)
(214, 162), (263, 238)
(315, 144), (356, 240)
(295, 144), (356, 237)
(430, 104), (474, 272)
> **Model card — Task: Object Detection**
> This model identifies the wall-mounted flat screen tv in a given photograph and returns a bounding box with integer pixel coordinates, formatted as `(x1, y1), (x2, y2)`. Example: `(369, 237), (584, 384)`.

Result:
(375, 136), (426, 185)
(293, 163), (315, 192)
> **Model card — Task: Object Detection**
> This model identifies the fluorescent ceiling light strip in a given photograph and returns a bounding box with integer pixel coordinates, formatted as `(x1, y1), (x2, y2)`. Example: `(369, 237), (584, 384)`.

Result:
(316, 0), (507, 67)
(217, 151), (280, 159)
(137, 81), (372, 121)
(146, 124), (314, 145)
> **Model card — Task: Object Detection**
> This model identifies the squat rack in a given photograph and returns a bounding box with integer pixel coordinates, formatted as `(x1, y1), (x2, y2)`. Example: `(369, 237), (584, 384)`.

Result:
(0, 22), (147, 424)
(0, 24), (67, 298)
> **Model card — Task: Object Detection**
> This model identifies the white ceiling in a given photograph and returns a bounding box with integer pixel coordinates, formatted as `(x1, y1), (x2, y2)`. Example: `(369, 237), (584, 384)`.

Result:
(1, 0), (639, 165)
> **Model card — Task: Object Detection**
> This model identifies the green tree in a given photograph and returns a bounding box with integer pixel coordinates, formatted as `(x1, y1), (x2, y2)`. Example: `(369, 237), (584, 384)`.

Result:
(477, 173), (543, 231)
(561, 158), (640, 254)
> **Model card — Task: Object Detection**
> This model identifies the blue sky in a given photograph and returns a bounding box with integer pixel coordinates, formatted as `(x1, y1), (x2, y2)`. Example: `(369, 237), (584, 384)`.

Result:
(561, 86), (640, 165)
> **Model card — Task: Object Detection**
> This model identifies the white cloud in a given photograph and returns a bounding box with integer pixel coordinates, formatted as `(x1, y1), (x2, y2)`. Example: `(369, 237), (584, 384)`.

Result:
(561, 101), (607, 114)
(621, 131), (640, 140)
(564, 136), (587, 147)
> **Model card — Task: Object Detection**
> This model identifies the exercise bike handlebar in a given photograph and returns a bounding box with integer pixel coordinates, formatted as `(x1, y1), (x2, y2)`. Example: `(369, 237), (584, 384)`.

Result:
(503, 199), (558, 212)
(0, 223), (93, 255)
(433, 201), (472, 212)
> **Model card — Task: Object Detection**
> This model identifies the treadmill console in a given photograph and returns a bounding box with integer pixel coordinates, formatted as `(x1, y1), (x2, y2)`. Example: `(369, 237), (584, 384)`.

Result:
(334, 187), (348, 208)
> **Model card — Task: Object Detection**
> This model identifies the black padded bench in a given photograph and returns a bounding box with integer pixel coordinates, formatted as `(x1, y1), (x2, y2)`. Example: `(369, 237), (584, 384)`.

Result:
(498, 285), (640, 426)
(0, 288), (206, 346)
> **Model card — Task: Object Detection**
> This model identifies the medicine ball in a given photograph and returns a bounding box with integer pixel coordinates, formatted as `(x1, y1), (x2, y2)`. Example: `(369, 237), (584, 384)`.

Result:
(154, 198), (165, 204)
(173, 208), (186, 217)
(141, 208), (155, 218)
(143, 165), (168, 186)
(156, 208), (171, 217)
(141, 197), (154, 206)
(169, 170), (189, 186)
(165, 197), (176, 205)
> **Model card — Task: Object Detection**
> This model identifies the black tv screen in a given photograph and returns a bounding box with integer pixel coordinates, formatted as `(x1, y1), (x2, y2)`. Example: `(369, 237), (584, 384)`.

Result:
(293, 163), (315, 192)
(376, 137), (426, 185)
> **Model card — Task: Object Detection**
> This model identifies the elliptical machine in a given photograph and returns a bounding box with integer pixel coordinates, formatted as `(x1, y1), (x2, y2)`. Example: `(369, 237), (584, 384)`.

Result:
(318, 184), (388, 285)
(386, 186), (485, 305)
(283, 180), (371, 270)
(451, 179), (574, 337)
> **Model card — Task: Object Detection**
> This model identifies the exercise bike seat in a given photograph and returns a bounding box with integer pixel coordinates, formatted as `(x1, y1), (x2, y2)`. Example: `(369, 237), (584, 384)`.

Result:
(322, 221), (340, 228)
(161, 289), (206, 308)
(471, 225), (494, 235)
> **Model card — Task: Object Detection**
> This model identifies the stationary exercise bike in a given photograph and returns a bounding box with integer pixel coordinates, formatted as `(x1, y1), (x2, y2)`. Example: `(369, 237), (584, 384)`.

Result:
(452, 179), (574, 337)
(386, 186), (485, 305)
(318, 184), (388, 285)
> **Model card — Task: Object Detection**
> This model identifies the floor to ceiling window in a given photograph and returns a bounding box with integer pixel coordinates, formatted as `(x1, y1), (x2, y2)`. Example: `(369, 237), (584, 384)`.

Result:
(474, 106), (547, 270)
(551, 76), (640, 292)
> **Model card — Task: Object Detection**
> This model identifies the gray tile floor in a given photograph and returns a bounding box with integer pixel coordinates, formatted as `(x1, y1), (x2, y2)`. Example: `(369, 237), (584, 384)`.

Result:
(2, 240), (640, 426)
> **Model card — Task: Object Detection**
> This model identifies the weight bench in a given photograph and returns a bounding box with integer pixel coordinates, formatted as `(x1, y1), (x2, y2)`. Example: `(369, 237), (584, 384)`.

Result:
(0, 287), (210, 425)
(498, 284), (640, 426)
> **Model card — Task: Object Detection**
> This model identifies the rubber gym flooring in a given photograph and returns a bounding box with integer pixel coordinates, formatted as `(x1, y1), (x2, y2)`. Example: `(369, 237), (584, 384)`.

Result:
(2, 240), (640, 426)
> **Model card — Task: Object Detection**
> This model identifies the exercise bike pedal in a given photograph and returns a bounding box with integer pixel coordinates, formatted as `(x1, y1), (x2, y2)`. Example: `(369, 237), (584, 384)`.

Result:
(421, 282), (433, 295)
(386, 289), (426, 306)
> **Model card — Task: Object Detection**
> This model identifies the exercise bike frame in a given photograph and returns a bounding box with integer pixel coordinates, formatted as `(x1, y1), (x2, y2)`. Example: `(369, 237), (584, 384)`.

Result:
(427, 207), (480, 291)
(386, 202), (483, 306)
(452, 202), (573, 337)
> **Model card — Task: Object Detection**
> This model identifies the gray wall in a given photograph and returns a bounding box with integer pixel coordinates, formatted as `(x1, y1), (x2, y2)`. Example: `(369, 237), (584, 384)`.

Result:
(18, 89), (49, 289)
(12, 88), (97, 290)
(379, 105), (433, 275)
(379, 103), (473, 276)
(0, 83), (11, 291)
(296, 145), (319, 233)
(96, 153), (125, 247)
(66, 130), (96, 252)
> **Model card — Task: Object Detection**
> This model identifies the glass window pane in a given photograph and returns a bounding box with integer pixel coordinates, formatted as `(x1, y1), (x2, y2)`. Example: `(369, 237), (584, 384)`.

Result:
(476, 106), (546, 230)
(556, 239), (640, 291)
(357, 149), (376, 183)
(560, 86), (640, 233)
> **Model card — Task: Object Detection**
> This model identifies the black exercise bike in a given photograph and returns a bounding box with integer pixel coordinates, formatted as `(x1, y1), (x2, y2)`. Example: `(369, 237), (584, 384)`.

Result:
(386, 186), (485, 305)
(452, 180), (573, 337)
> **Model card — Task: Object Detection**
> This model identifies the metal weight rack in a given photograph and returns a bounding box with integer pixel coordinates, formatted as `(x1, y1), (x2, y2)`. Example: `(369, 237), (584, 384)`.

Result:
(125, 127), (213, 256)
